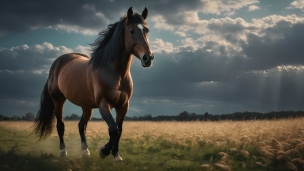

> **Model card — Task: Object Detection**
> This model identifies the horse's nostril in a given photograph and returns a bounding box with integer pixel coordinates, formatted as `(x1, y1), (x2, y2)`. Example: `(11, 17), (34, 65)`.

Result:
(151, 54), (154, 60)
(143, 55), (149, 62)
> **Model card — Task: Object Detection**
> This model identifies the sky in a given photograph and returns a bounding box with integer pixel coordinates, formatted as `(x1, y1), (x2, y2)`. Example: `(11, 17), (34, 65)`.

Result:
(1, 0), (304, 118)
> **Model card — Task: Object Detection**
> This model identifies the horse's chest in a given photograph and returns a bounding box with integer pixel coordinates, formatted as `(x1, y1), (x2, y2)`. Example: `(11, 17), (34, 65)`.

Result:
(104, 80), (132, 107)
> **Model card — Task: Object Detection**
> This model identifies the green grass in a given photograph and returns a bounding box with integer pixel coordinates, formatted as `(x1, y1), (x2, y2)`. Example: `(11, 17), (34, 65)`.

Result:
(0, 121), (303, 171)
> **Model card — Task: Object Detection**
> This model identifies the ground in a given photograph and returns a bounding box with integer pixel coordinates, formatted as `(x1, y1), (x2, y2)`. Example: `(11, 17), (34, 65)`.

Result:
(0, 119), (304, 171)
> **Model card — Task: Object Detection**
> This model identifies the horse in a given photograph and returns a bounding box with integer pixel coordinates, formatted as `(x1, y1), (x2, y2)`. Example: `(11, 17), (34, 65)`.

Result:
(33, 7), (154, 163)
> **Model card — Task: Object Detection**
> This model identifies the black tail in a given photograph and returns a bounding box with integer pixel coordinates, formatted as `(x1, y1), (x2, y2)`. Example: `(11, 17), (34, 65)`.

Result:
(34, 81), (55, 139)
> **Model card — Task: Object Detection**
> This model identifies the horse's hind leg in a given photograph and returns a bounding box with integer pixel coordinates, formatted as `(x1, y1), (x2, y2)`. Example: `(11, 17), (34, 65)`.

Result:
(50, 91), (67, 156)
(78, 107), (92, 157)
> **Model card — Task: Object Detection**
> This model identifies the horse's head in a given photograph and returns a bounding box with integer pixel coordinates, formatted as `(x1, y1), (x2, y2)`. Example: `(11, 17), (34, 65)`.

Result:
(124, 7), (154, 68)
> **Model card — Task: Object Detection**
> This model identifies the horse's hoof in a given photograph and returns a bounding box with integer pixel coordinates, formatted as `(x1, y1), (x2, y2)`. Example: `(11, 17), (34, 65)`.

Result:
(113, 155), (123, 164)
(82, 149), (90, 157)
(99, 146), (109, 159)
(60, 150), (67, 157)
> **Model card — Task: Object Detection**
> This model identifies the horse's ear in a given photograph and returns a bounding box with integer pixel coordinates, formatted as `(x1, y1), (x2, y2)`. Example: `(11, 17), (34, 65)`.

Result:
(127, 7), (133, 19)
(142, 7), (148, 20)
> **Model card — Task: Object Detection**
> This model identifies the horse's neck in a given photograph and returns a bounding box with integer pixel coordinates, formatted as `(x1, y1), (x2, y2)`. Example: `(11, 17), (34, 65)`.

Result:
(112, 51), (132, 78)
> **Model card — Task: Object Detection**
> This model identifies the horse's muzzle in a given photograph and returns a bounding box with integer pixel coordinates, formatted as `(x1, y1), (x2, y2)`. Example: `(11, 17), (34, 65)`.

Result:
(142, 54), (154, 67)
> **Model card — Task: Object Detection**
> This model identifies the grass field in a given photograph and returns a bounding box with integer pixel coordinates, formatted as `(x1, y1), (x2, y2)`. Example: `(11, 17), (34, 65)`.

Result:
(1, 119), (304, 171)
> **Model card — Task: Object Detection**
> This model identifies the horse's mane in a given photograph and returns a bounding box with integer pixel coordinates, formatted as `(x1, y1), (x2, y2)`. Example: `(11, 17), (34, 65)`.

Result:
(89, 13), (145, 69)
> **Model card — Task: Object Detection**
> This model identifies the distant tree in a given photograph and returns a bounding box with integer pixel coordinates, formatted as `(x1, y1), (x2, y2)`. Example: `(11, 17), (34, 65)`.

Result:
(204, 112), (209, 121)
(3, 116), (10, 121)
(0, 114), (4, 121)
(178, 111), (189, 121)
(143, 114), (152, 121)
(138, 116), (143, 120)
(214, 115), (220, 121)
(91, 117), (102, 121)
(132, 116), (138, 120)
(69, 114), (80, 120)
(190, 113), (197, 120)
(25, 112), (35, 121)
(12, 115), (21, 121)
(124, 116), (131, 121)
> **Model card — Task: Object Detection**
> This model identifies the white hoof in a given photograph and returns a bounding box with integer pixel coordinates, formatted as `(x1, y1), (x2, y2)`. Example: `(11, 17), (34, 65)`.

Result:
(82, 149), (90, 157)
(113, 155), (123, 163)
(60, 150), (67, 157)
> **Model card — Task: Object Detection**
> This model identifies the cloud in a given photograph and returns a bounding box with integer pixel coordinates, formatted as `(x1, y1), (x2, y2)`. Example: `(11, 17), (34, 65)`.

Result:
(138, 15), (304, 84)
(0, 42), (73, 71)
(148, 0), (259, 32)
(74, 45), (91, 55)
(0, 42), (90, 112)
(129, 16), (304, 114)
(131, 56), (304, 114)
(1, 0), (304, 116)
(56, 24), (99, 36)
(287, 0), (304, 11)
(178, 38), (200, 52)
(174, 31), (187, 37)
(151, 15), (175, 31)
(151, 38), (174, 53)
(248, 5), (260, 11)
(0, 1), (126, 35)
(199, 0), (259, 15)
(150, 14), (304, 60)
(241, 21), (304, 69)
(0, 0), (259, 36)
(0, 70), (46, 106)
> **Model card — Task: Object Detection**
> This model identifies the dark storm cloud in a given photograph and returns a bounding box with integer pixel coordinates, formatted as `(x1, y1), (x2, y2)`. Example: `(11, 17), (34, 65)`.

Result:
(234, 69), (304, 111)
(0, 0), (202, 35)
(1, 0), (304, 116)
(129, 19), (304, 114)
(0, 42), (71, 116)
(0, 0), (256, 35)
(0, 70), (46, 116)
(132, 50), (242, 85)
(131, 49), (243, 101)
(0, 0), (124, 34)
(242, 22), (304, 70)
(0, 70), (46, 99)
(131, 53), (304, 114)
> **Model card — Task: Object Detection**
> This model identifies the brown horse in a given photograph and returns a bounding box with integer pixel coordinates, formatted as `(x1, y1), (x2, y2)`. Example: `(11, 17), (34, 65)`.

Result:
(34, 7), (154, 162)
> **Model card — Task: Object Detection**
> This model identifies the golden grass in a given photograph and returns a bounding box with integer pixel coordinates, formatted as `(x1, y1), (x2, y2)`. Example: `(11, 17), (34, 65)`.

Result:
(1, 118), (304, 170)
(1, 118), (304, 150)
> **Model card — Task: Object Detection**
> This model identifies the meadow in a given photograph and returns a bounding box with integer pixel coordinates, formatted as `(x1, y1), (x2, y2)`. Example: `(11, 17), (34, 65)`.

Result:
(0, 118), (304, 171)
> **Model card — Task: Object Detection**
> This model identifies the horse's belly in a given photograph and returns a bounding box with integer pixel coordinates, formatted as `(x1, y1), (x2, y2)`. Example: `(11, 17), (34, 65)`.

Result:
(58, 75), (96, 108)
(58, 79), (96, 108)
(65, 92), (97, 108)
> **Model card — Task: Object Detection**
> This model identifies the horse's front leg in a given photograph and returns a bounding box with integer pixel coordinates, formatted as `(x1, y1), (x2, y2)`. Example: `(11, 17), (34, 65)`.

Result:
(111, 105), (128, 162)
(98, 102), (122, 162)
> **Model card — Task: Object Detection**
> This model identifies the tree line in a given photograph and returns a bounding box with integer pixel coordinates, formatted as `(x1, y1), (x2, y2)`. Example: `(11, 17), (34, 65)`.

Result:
(0, 113), (102, 121)
(1, 110), (304, 121)
(0, 113), (36, 121)
(125, 110), (304, 121)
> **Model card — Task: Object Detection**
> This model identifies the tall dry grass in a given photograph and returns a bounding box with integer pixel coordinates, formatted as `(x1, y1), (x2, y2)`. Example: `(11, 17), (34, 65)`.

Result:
(1, 118), (304, 170)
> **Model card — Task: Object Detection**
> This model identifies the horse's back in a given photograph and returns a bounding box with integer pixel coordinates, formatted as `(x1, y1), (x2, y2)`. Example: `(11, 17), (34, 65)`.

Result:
(48, 53), (97, 108)
(49, 53), (89, 76)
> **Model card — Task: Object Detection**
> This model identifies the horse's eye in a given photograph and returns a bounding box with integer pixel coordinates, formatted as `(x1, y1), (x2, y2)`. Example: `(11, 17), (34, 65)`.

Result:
(130, 29), (135, 34)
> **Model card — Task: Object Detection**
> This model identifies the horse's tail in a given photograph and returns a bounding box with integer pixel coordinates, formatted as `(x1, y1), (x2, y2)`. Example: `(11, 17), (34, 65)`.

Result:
(34, 81), (55, 139)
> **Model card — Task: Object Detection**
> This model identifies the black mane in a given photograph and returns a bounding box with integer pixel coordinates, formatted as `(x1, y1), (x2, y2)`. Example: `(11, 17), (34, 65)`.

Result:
(89, 13), (145, 69)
